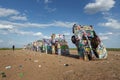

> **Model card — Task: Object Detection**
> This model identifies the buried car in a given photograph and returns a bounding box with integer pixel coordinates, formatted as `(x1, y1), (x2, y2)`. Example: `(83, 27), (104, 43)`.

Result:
(71, 24), (107, 60)
(51, 34), (70, 55)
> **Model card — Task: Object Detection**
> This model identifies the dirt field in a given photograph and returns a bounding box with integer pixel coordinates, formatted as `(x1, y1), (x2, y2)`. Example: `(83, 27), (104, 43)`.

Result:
(0, 50), (120, 80)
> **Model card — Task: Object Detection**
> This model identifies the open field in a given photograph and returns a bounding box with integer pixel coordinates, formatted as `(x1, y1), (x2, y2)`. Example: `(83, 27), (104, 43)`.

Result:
(0, 50), (120, 80)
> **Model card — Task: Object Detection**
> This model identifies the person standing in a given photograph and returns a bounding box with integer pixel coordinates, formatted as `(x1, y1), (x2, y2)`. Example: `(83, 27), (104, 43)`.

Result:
(12, 45), (15, 51)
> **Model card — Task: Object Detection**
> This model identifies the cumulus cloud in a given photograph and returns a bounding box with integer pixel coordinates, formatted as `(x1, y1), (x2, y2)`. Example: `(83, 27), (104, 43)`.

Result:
(10, 15), (27, 21)
(0, 7), (19, 17)
(84, 0), (115, 14)
(99, 18), (120, 29)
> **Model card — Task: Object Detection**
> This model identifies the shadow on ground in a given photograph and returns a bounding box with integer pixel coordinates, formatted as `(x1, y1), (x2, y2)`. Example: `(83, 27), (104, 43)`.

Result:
(62, 54), (79, 59)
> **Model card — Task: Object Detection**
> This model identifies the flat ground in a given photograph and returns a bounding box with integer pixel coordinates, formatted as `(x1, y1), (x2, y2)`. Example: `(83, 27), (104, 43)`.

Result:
(0, 50), (120, 80)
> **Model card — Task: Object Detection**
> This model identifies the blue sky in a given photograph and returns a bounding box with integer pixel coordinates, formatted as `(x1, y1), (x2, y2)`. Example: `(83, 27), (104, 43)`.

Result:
(0, 0), (120, 48)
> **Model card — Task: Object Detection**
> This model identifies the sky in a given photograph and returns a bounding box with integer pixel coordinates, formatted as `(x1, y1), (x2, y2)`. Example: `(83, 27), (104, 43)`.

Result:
(0, 0), (120, 48)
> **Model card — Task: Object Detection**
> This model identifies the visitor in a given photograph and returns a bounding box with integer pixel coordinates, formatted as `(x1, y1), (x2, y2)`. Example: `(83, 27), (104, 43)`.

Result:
(12, 45), (15, 51)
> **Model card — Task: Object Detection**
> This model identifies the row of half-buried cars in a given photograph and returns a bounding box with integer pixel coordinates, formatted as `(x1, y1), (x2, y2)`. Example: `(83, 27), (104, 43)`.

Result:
(24, 24), (107, 60)
(24, 33), (70, 56)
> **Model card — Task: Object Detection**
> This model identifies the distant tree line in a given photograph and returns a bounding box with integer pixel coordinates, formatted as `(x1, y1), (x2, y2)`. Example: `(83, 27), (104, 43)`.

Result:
(106, 48), (120, 51)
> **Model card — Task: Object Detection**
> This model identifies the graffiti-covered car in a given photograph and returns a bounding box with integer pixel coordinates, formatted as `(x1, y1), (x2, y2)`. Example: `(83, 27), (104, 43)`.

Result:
(71, 24), (107, 60)
(51, 34), (70, 55)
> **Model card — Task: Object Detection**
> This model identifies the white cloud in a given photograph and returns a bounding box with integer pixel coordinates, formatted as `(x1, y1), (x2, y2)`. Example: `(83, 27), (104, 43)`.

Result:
(0, 20), (76, 28)
(0, 7), (27, 21)
(99, 32), (113, 36)
(63, 32), (71, 36)
(99, 18), (120, 29)
(15, 29), (50, 39)
(98, 32), (113, 40)
(6, 28), (47, 38)
(0, 24), (13, 29)
(0, 7), (19, 17)
(16, 30), (32, 35)
(43, 0), (56, 12)
(53, 21), (76, 28)
(33, 32), (42, 36)
(44, 5), (56, 12)
(102, 12), (112, 17)
(100, 36), (109, 40)
(84, 0), (115, 14)
(7, 29), (33, 35)
(10, 15), (27, 21)
(0, 20), (51, 28)
(43, 35), (51, 39)
(24, 22), (53, 27)
(65, 34), (76, 48)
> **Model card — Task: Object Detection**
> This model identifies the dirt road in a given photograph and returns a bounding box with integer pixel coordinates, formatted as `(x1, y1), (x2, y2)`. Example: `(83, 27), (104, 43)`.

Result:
(0, 50), (120, 80)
